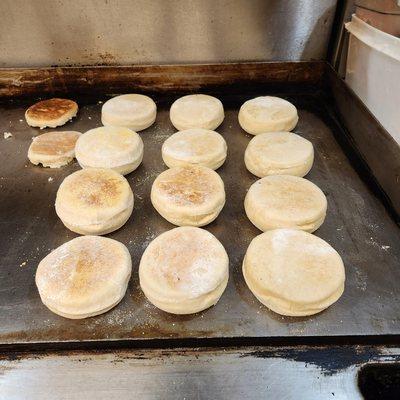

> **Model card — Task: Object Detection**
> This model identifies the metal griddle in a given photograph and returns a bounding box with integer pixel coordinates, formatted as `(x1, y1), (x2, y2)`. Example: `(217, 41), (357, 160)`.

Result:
(1, 87), (400, 348)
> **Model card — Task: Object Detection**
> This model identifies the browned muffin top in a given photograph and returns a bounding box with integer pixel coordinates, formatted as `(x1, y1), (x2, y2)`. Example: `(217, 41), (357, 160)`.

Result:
(26, 98), (78, 121)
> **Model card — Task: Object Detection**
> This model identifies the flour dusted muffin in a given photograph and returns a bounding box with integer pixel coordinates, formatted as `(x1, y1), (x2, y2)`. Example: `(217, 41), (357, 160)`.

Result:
(244, 175), (327, 233)
(139, 227), (229, 314)
(55, 168), (134, 235)
(239, 96), (298, 135)
(170, 94), (224, 131)
(243, 229), (345, 316)
(151, 165), (225, 227)
(244, 131), (314, 177)
(75, 126), (144, 175)
(28, 131), (81, 168)
(36, 236), (131, 319)
(162, 128), (227, 170)
(25, 98), (78, 128)
(101, 94), (156, 131)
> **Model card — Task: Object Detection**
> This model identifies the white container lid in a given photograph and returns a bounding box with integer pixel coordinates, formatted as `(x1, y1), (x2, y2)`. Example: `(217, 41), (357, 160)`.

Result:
(345, 14), (400, 62)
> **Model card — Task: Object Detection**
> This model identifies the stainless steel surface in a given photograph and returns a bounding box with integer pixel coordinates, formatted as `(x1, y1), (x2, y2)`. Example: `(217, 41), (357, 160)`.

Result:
(0, 89), (400, 346)
(330, 0), (355, 76)
(326, 65), (400, 220)
(2, 346), (400, 399)
(0, 0), (337, 67)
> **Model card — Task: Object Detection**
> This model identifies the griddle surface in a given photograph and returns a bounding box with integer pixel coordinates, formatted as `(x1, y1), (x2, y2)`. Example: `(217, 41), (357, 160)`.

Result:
(0, 93), (399, 346)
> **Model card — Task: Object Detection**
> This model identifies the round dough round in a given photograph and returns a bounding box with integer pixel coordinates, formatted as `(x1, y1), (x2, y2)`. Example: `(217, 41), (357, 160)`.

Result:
(238, 96), (298, 135)
(244, 175), (327, 233)
(139, 226), (229, 314)
(25, 98), (78, 128)
(36, 235), (132, 319)
(170, 94), (224, 131)
(151, 166), (225, 226)
(56, 168), (134, 235)
(151, 165), (225, 227)
(101, 94), (156, 131)
(28, 131), (81, 168)
(75, 126), (144, 175)
(244, 131), (314, 178)
(162, 128), (227, 170)
(243, 229), (345, 316)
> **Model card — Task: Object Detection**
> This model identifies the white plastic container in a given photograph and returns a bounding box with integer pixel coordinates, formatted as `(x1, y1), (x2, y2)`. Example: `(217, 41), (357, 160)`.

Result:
(345, 14), (400, 144)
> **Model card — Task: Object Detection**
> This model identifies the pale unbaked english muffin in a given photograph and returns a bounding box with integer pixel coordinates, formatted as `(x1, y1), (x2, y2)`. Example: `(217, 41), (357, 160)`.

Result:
(238, 96), (298, 135)
(244, 131), (314, 178)
(244, 175), (327, 233)
(162, 128), (227, 170)
(139, 226), (229, 314)
(36, 236), (132, 319)
(151, 165), (225, 227)
(28, 131), (81, 168)
(25, 98), (78, 128)
(101, 94), (156, 131)
(170, 94), (224, 131)
(55, 168), (134, 235)
(243, 229), (345, 316)
(75, 126), (144, 175)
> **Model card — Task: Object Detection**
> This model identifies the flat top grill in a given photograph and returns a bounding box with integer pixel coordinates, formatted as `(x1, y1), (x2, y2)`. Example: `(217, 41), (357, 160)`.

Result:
(0, 89), (399, 348)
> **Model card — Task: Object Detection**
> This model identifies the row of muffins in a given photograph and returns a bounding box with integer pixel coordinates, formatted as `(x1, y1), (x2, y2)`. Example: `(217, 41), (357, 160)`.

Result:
(25, 93), (345, 319)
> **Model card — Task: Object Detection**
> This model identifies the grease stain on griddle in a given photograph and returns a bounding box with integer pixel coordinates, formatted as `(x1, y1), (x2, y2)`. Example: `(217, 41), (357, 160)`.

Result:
(243, 346), (400, 376)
